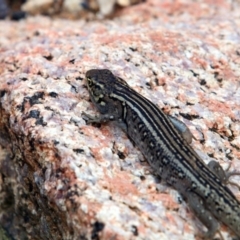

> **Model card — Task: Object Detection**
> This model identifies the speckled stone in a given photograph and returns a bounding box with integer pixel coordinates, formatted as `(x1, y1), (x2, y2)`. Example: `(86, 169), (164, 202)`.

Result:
(0, 1), (240, 239)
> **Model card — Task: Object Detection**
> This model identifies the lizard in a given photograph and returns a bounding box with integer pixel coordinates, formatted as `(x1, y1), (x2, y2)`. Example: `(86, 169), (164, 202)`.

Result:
(82, 68), (240, 239)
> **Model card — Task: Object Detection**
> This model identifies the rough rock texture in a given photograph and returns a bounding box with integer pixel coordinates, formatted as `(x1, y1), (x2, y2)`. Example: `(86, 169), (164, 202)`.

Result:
(0, 1), (240, 239)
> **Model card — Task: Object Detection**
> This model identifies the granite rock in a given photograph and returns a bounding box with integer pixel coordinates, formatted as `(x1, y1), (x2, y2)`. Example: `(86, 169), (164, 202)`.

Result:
(0, 1), (240, 239)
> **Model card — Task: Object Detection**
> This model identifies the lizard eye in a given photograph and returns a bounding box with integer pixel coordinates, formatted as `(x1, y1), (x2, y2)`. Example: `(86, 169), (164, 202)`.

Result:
(87, 77), (93, 87)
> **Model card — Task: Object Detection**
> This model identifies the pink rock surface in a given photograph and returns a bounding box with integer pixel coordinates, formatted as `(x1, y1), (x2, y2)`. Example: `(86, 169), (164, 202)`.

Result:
(0, 1), (240, 239)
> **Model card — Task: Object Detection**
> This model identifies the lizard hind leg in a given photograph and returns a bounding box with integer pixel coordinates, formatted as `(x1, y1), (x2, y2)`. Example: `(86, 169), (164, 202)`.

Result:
(184, 191), (223, 240)
(208, 160), (240, 190)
